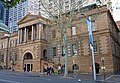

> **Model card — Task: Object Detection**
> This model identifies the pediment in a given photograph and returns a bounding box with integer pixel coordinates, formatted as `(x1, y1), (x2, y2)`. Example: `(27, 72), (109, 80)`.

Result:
(17, 14), (39, 25)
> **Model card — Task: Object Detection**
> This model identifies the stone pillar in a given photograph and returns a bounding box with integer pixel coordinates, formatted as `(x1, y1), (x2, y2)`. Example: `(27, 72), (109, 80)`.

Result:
(41, 24), (43, 39)
(37, 24), (39, 40)
(24, 28), (27, 43)
(31, 26), (34, 41)
(39, 23), (42, 40)
(26, 28), (28, 41)
(20, 29), (22, 44)
(18, 30), (20, 44)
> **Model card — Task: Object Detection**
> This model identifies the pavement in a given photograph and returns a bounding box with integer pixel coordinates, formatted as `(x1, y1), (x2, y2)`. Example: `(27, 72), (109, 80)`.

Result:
(0, 70), (120, 83)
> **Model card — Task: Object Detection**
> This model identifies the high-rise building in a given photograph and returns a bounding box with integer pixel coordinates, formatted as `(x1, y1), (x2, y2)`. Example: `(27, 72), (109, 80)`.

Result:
(8, 0), (41, 33)
(0, 1), (4, 21)
(0, 1), (9, 26)
(8, 0), (112, 33)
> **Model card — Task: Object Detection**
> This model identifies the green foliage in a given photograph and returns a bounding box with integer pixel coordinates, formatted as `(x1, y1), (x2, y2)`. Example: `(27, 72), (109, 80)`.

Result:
(0, 0), (25, 8)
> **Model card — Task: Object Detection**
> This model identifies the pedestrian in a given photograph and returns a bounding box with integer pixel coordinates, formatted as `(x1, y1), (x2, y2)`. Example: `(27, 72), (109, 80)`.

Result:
(23, 66), (26, 72)
(51, 68), (54, 75)
(49, 67), (52, 75)
(43, 67), (46, 75)
(12, 66), (14, 71)
(47, 67), (49, 75)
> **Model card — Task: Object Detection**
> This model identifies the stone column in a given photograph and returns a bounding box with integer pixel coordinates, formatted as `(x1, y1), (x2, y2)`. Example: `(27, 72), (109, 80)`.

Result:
(39, 23), (42, 40)
(26, 28), (28, 41)
(41, 24), (43, 39)
(37, 24), (39, 40)
(24, 28), (27, 43)
(20, 29), (22, 44)
(18, 30), (20, 44)
(31, 26), (34, 41)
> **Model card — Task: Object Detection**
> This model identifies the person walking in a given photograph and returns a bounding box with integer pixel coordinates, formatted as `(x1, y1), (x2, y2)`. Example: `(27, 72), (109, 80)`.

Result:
(23, 66), (26, 72)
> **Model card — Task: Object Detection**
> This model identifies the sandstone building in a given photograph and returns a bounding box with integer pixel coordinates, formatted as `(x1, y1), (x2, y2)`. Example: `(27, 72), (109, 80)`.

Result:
(0, 5), (120, 76)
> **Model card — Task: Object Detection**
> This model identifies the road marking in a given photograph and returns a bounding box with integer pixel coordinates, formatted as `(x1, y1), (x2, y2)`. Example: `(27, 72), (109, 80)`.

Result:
(106, 75), (114, 80)
(46, 79), (51, 81)
(40, 78), (52, 81)
(0, 79), (20, 83)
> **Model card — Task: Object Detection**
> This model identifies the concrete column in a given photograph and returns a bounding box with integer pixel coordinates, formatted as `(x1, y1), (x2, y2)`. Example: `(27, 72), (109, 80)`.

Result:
(24, 28), (27, 43)
(31, 26), (34, 41)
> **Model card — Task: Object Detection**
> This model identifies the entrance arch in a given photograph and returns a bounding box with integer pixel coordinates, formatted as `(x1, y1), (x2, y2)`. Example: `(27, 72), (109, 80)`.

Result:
(24, 53), (33, 60)
(43, 49), (48, 61)
(95, 63), (100, 74)
(72, 64), (79, 70)
(23, 52), (33, 72)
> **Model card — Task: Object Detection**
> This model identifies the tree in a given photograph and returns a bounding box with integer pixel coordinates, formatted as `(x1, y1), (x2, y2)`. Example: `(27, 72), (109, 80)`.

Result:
(39, 0), (87, 77)
(0, 0), (24, 8)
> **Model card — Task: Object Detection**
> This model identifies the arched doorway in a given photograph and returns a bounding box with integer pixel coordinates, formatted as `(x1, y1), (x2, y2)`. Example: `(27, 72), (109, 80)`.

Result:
(43, 49), (47, 61)
(23, 52), (33, 72)
(72, 64), (79, 70)
(95, 63), (100, 74)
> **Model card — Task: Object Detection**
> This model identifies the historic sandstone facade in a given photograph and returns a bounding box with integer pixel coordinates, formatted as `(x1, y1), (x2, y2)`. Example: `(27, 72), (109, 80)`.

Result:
(0, 6), (120, 75)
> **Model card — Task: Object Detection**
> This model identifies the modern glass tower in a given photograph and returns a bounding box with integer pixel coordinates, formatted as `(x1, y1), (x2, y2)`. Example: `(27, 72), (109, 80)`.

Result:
(0, 1), (9, 26)
(8, 0), (41, 33)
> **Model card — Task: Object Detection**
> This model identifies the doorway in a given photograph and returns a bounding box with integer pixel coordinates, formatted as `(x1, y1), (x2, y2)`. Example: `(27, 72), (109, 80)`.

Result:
(24, 64), (33, 72)
(95, 63), (100, 74)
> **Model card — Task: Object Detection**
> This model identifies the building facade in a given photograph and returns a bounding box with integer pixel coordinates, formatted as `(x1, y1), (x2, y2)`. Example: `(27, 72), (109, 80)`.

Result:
(0, 6), (120, 75)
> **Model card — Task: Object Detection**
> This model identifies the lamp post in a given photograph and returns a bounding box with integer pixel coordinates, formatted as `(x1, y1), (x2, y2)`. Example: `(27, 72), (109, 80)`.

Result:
(81, 13), (96, 80)
(101, 57), (105, 80)
(5, 33), (10, 70)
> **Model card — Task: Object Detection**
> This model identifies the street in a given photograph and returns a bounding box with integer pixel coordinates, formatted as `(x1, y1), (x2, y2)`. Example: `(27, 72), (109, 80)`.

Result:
(0, 70), (97, 83)
(0, 70), (120, 83)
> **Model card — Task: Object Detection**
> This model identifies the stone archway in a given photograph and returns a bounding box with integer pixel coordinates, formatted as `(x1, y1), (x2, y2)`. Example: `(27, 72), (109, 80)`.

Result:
(43, 49), (47, 61)
(24, 53), (33, 60)
(23, 52), (33, 72)
(95, 63), (100, 74)
(72, 64), (79, 70)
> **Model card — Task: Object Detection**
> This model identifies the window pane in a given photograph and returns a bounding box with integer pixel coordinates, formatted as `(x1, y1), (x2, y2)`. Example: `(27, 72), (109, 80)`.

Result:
(93, 41), (98, 52)
(53, 47), (56, 57)
(72, 44), (77, 56)
(92, 21), (96, 31)
(52, 30), (56, 38)
(62, 46), (65, 56)
(72, 27), (76, 35)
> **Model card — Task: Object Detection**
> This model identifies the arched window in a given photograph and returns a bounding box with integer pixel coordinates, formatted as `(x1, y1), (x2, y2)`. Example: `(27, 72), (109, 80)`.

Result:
(24, 53), (33, 60)
(43, 49), (47, 61)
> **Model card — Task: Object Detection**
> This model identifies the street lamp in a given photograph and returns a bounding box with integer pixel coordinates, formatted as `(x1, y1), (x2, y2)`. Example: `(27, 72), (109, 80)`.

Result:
(5, 33), (10, 70)
(101, 57), (105, 80)
(81, 13), (96, 80)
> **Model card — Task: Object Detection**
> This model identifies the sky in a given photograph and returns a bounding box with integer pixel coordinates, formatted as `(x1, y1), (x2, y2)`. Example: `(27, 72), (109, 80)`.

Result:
(111, 0), (120, 21)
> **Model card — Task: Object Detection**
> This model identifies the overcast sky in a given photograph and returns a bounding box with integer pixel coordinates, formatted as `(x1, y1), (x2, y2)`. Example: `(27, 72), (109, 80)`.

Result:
(111, 0), (120, 21)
